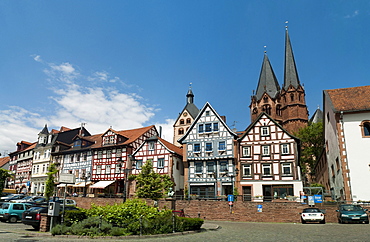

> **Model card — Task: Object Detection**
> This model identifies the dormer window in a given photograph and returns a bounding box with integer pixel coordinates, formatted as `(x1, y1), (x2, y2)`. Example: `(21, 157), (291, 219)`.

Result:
(205, 111), (210, 116)
(148, 142), (155, 151)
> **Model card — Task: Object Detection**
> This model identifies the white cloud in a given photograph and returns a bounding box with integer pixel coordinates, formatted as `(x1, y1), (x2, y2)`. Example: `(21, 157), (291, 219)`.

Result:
(344, 10), (359, 18)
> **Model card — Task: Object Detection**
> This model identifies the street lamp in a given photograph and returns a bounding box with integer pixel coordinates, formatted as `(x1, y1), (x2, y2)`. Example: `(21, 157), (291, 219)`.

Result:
(19, 175), (24, 194)
(81, 171), (91, 197)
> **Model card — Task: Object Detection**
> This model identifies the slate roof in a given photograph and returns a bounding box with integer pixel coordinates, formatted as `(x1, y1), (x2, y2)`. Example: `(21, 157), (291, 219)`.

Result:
(255, 53), (280, 100)
(284, 28), (301, 90)
(325, 85), (370, 112)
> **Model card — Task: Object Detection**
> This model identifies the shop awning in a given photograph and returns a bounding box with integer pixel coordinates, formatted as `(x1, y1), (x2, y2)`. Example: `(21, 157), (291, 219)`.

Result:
(73, 182), (93, 187)
(89, 180), (115, 189)
(57, 183), (74, 187)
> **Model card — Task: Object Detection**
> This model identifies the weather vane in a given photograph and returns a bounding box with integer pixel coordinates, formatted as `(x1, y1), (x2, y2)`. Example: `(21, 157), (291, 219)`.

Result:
(285, 21), (289, 29)
(264, 45), (267, 53)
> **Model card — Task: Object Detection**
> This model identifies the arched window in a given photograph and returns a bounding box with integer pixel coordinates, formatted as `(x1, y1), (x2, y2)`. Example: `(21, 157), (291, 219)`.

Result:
(362, 121), (370, 137)
(290, 94), (294, 101)
(263, 96), (269, 103)
(186, 118), (191, 124)
(276, 105), (282, 116)
(178, 128), (184, 135)
(180, 119), (184, 125)
(262, 105), (271, 115)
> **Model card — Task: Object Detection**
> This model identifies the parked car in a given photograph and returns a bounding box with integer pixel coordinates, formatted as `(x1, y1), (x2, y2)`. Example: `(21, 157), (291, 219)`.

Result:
(50, 198), (77, 206)
(336, 204), (369, 224)
(11, 196), (43, 204)
(0, 202), (32, 223)
(300, 207), (325, 224)
(1, 194), (26, 202)
(22, 205), (80, 230)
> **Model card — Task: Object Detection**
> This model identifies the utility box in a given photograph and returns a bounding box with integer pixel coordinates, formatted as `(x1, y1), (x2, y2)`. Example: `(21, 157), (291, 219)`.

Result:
(48, 202), (60, 216)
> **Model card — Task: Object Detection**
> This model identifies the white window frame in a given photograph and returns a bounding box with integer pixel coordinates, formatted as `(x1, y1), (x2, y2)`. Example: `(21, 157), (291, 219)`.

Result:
(158, 158), (164, 168)
(243, 164), (252, 177)
(242, 146), (251, 157)
(261, 126), (270, 136)
(148, 142), (155, 151)
(194, 143), (201, 153)
(218, 141), (226, 151)
(262, 145), (270, 156)
(262, 164), (272, 176)
(281, 144), (290, 155)
(136, 160), (143, 170)
(105, 165), (111, 174)
(282, 163), (292, 175)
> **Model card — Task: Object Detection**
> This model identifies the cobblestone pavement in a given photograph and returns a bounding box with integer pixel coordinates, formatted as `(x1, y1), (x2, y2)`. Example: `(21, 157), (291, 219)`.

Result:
(1, 220), (369, 242)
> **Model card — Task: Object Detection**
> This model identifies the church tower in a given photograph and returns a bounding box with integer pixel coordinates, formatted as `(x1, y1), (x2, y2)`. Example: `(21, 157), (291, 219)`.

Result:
(250, 26), (308, 134)
(250, 52), (282, 124)
(173, 85), (199, 146)
(280, 26), (308, 133)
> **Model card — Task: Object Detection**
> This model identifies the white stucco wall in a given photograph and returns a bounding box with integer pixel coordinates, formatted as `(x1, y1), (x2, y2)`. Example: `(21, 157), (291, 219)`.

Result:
(342, 112), (370, 201)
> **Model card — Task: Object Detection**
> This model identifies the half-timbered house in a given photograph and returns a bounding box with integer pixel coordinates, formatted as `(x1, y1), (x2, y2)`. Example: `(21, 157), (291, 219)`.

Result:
(238, 112), (303, 201)
(178, 102), (238, 199)
(132, 136), (183, 195)
(89, 125), (158, 197)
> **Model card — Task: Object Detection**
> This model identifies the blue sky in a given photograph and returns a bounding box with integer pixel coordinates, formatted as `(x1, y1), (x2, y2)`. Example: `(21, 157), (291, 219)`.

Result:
(1, 1), (369, 154)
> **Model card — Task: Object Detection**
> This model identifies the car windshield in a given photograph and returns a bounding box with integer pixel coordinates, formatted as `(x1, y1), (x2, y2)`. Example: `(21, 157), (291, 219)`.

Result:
(20, 196), (32, 200)
(341, 205), (363, 211)
(303, 208), (321, 213)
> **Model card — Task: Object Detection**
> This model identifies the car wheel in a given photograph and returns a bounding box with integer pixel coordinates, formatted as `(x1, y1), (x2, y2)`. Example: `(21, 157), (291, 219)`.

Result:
(320, 220), (326, 224)
(301, 219), (306, 224)
(9, 216), (17, 223)
(364, 220), (369, 224)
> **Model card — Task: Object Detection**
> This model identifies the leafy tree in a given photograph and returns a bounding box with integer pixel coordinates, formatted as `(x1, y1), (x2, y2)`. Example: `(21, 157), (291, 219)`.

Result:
(45, 163), (58, 200)
(0, 168), (13, 195)
(132, 160), (174, 201)
(294, 121), (324, 174)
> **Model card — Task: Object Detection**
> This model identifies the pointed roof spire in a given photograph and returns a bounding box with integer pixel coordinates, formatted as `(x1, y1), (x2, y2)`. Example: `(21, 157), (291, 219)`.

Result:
(255, 51), (280, 100)
(39, 124), (49, 135)
(284, 24), (300, 90)
(186, 82), (194, 104)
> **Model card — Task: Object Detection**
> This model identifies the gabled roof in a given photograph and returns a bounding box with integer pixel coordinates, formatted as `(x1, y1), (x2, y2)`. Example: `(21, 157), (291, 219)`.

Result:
(174, 88), (200, 125)
(39, 124), (49, 135)
(135, 136), (183, 157)
(325, 85), (370, 112)
(239, 112), (300, 141)
(178, 102), (238, 143)
(254, 53), (280, 100)
(116, 125), (157, 145)
(310, 108), (323, 123)
(284, 28), (301, 90)
(0, 156), (10, 168)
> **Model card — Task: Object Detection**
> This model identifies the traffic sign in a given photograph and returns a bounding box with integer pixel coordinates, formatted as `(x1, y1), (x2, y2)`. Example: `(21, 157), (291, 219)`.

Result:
(228, 201), (233, 205)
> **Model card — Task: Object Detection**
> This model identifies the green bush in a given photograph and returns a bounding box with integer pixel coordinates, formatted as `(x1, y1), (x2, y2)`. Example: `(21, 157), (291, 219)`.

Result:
(51, 224), (71, 235)
(64, 209), (87, 226)
(176, 217), (204, 232)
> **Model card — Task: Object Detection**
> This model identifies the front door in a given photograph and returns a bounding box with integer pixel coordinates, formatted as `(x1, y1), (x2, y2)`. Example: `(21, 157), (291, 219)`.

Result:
(263, 185), (272, 202)
(242, 186), (252, 201)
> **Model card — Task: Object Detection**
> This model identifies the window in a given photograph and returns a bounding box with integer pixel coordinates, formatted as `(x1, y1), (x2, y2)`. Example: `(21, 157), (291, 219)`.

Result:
(220, 161), (228, 172)
(136, 160), (143, 170)
(116, 149), (122, 158)
(198, 124), (204, 133)
(262, 104), (271, 115)
(98, 151), (103, 159)
(205, 123), (212, 132)
(178, 128), (184, 135)
(213, 123), (219, 132)
(261, 126), (270, 136)
(207, 162), (215, 173)
(186, 118), (191, 124)
(158, 158), (164, 168)
(148, 142), (155, 151)
(195, 162), (202, 173)
(361, 121), (370, 137)
(262, 164), (271, 176)
(180, 119), (185, 125)
(205, 142), (213, 152)
(205, 111), (210, 116)
(262, 145), (270, 156)
(107, 150), (112, 158)
(242, 146), (251, 157)
(243, 164), (252, 177)
(194, 143), (201, 153)
(281, 144), (290, 155)
(97, 165), (102, 174)
(106, 165), (111, 174)
(282, 163), (292, 175)
(218, 141), (226, 151)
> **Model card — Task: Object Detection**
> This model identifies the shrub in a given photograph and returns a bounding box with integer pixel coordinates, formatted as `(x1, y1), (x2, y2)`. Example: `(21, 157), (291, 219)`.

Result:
(70, 216), (112, 236)
(176, 217), (204, 232)
(64, 209), (87, 226)
(51, 224), (71, 235)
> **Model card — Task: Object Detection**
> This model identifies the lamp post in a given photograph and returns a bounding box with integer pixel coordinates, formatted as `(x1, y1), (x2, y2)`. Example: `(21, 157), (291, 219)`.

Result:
(19, 175), (24, 194)
(119, 155), (136, 203)
(81, 171), (91, 197)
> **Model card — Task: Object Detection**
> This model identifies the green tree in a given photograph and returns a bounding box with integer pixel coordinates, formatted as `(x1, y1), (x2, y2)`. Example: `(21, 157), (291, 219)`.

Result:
(45, 163), (58, 200)
(295, 121), (324, 174)
(0, 168), (13, 195)
(133, 160), (174, 201)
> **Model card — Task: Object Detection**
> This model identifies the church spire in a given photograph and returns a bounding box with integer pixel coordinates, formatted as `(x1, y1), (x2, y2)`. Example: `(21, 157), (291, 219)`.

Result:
(284, 25), (300, 90)
(186, 83), (194, 104)
(255, 51), (280, 100)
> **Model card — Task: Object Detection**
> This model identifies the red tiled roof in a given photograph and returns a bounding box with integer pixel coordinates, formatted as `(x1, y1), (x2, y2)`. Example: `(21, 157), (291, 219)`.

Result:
(157, 137), (183, 156)
(326, 85), (370, 112)
(0, 156), (10, 168)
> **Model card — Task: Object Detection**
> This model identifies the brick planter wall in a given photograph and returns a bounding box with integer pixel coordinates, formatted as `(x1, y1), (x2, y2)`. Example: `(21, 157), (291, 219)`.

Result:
(72, 197), (368, 223)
